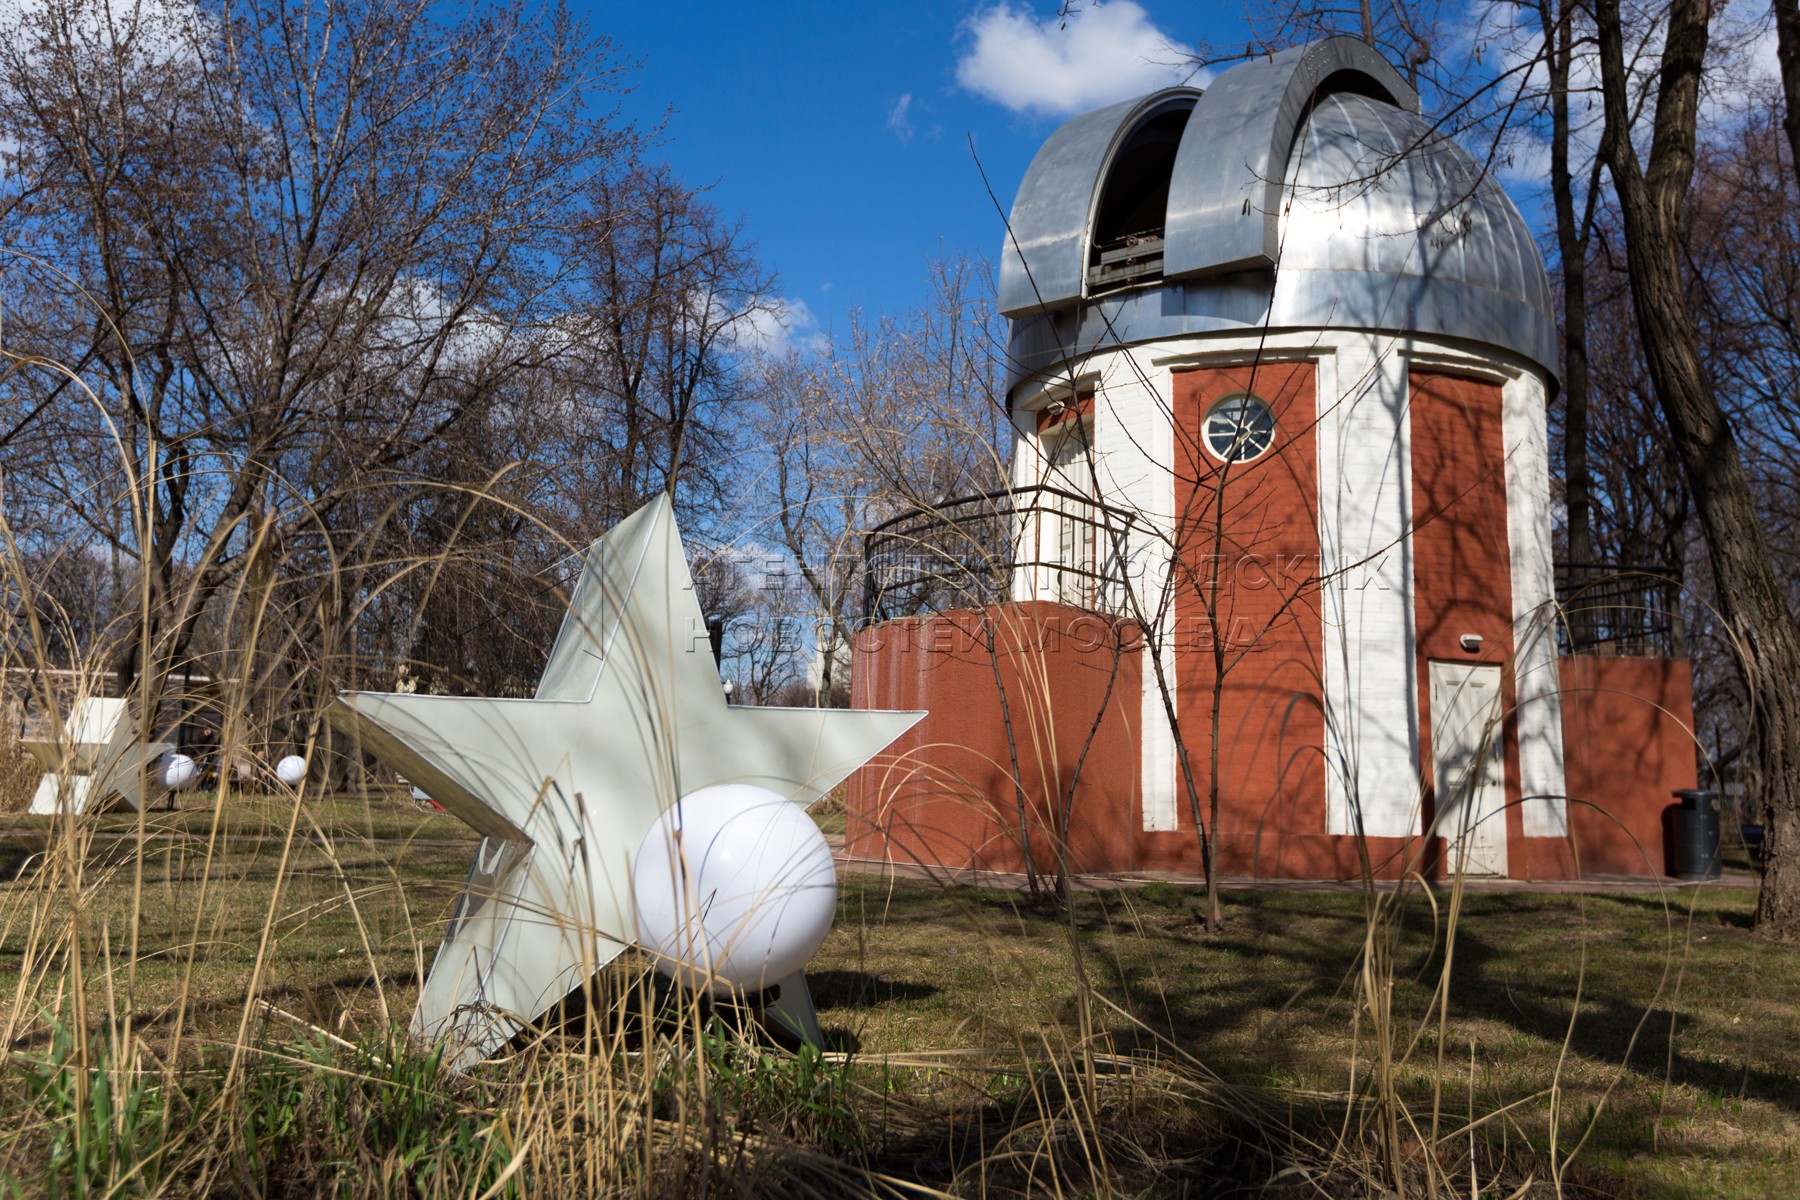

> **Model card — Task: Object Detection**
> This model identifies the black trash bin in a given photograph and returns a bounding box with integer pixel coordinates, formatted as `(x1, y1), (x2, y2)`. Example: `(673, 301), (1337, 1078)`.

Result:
(1672, 789), (1721, 881)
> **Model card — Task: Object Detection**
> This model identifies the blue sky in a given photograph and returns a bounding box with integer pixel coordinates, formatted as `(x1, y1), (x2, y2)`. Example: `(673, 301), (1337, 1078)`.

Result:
(585, 1), (1235, 341)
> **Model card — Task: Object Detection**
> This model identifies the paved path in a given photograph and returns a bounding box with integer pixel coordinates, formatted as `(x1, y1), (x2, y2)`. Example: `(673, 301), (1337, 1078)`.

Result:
(822, 834), (1760, 894)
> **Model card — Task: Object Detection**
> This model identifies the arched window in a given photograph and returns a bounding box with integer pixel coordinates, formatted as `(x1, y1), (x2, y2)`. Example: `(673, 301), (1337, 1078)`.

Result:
(1040, 409), (1097, 607)
(1088, 105), (1191, 293)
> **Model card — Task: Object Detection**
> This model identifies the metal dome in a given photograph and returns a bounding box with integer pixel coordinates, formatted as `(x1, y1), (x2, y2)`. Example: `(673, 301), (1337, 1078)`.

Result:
(999, 38), (1557, 385)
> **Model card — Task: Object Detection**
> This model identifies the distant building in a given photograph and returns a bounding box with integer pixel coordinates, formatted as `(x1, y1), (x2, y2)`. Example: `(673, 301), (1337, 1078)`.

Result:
(849, 39), (1697, 882)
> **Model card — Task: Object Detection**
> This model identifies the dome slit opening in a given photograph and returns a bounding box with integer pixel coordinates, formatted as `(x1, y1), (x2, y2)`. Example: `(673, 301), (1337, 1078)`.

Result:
(1088, 106), (1191, 295)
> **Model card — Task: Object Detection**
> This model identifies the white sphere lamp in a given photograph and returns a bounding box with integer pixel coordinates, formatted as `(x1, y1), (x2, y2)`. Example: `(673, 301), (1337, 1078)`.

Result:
(275, 755), (308, 786)
(632, 783), (837, 995)
(162, 753), (199, 791)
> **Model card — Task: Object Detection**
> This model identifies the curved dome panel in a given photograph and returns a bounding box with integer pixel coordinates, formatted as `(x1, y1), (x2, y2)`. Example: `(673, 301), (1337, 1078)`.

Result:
(996, 89), (1200, 318)
(1163, 37), (1419, 279)
(1267, 92), (1556, 373)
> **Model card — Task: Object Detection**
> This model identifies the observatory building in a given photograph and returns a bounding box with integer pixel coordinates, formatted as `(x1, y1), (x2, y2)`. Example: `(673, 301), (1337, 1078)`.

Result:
(847, 39), (1700, 882)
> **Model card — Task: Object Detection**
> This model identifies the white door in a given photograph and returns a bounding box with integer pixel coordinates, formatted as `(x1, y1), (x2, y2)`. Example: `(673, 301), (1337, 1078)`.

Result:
(1428, 661), (1508, 877)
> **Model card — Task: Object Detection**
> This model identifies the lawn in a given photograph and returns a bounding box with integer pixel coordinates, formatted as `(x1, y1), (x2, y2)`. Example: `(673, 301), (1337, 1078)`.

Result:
(0, 795), (1795, 1197)
(816, 878), (1800, 1198)
(0, 790), (474, 842)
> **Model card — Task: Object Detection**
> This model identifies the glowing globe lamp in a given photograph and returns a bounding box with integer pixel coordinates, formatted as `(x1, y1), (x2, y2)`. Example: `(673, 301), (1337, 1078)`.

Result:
(275, 755), (308, 785)
(162, 753), (199, 790)
(632, 783), (837, 995)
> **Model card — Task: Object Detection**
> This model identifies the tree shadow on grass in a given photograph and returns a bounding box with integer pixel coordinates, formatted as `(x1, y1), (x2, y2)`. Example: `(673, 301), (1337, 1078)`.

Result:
(1445, 919), (1800, 1114)
(1597, 888), (1758, 930)
(808, 968), (938, 1012)
(985, 883), (1800, 1120)
(3, 965), (423, 1052)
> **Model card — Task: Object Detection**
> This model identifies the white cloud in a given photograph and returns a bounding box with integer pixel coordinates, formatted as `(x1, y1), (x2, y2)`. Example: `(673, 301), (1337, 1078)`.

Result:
(887, 92), (915, 143)
(955, 1), (1197, 117)
(0, 0), (213, 170)
(729, 297), (825, 358)
(0, 0), (210, 71)
(1704, 4), (1783, 120)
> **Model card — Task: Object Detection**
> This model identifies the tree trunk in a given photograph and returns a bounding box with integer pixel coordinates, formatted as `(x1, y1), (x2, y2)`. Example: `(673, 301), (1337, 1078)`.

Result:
(1773, 0), (1800, 181)
(1597, 0), (1800, 936)
(1543, 0), (1596, 576)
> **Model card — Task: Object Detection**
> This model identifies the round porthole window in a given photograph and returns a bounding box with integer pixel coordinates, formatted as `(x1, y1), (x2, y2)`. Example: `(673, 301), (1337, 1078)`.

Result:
(1203, 394), (1276, 463)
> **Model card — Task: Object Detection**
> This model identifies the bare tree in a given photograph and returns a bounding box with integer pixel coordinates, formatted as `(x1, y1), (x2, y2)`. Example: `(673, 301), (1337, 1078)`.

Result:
(1531, 0), (1610, 577)
(0, 0), (787, 772)
(562, 163), (777, 527)
(1595, 0), (1800, 935)
(691, 548), (808, 704)
(0, 0), (644, 729)
(752, 255), (1010, 704)
(1773, 0), (1800, 178)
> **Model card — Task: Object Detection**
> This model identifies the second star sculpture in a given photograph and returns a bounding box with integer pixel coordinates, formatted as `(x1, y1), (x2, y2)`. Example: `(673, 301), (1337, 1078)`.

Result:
(24, 697), (174, 814)
(328, 497), (921, 1069)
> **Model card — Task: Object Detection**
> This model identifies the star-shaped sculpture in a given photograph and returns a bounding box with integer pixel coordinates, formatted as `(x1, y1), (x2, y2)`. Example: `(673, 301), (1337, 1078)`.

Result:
(328, 497), (921, 1070)
(24, 698), (173, 814)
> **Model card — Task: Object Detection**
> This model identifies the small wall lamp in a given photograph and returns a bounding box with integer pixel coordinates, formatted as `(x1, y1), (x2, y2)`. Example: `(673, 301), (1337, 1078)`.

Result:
(1459, 634), (1483, 653)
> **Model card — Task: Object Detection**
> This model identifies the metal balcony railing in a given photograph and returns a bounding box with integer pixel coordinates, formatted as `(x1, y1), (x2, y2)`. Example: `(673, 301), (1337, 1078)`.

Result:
(1553, 562), (1684, 657)
(860, 485), (1139, 627)
(862, 517), (1682, 655)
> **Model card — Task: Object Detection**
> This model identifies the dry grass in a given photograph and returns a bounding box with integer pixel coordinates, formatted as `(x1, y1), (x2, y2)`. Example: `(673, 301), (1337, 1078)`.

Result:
(0, 796), (1792, 1197)
(0, 792), (474, 842)
(0, 719), (36, 814)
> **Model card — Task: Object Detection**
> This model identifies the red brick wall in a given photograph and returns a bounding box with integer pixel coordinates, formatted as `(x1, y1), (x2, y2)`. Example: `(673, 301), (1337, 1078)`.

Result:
(1557, 656), (1699, 877)
(1409, 371), (1522, 873)
(846, 366), (1697, 884)
(1147, 362), (1328, 877)
(846, 603), (1142, 877)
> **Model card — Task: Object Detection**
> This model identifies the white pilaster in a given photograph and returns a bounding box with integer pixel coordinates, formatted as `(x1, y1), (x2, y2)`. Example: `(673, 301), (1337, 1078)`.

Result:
(1501, 371), (1568, 836)
(1089, 351), (1181, 832)
(1009, 405), (1040, 604)
(1318, 336), (1420, 837)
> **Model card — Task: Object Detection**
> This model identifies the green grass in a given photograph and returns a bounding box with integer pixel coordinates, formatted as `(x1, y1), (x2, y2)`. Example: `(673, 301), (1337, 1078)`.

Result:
(1, 800), (1796, 1197)
(810, 880), (1800, 1198)
(810, 806), (847, 837)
